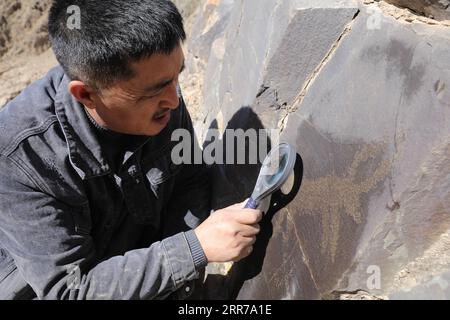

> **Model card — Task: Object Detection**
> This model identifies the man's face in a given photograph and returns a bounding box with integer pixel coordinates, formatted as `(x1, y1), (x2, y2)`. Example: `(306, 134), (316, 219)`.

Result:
(89, 44), (185, 136)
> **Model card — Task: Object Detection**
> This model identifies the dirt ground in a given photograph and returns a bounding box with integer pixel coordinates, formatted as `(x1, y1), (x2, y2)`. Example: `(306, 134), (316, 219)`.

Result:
(0, 0), (204, 110)
(0, 0), (56, 107)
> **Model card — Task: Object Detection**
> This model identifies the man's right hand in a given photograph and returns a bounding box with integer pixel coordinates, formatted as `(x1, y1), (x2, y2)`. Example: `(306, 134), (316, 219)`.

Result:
(194, 201), (262, 263)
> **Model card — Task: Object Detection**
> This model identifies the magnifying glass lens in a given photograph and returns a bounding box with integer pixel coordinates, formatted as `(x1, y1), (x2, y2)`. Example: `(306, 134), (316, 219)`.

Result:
(264, 153), (287, 186)
(247, 143), (297, 208)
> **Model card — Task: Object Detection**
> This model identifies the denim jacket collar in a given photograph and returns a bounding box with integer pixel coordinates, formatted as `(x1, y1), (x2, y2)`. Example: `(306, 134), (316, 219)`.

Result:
(54, 73), (112, 180)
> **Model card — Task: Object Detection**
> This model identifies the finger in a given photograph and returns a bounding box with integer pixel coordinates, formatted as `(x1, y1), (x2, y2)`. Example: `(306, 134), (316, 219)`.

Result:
(234, 243), (254, 262)
(242, 245), (254, 259)
(247, 236), (257, 246)
(239, 235), (256, 246)
(229, 199), (249, 210)
(237, 224), (260, 237)
(232, 209), (262, 225)
(240, 198), (249, 208)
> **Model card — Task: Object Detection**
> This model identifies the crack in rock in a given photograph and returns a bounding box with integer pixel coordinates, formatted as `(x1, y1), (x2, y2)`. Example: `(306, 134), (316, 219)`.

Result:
(279, 9), (361, 133)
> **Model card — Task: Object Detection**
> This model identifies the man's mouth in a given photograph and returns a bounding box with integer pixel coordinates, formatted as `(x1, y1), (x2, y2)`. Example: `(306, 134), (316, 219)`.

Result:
(152, 110), (171, 125)
(153, 110), (170, 120)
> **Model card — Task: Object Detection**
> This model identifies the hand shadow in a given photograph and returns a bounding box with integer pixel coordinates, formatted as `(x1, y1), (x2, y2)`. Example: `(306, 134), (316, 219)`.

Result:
(226, 152), (303, 299)
(190, 107), (303, 300)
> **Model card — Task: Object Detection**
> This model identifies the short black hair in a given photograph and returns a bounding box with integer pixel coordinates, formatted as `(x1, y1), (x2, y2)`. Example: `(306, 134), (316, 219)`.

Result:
(48, 0), (186, 89)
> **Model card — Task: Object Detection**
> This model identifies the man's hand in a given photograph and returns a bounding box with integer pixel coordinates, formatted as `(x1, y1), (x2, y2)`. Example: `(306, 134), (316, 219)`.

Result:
(194, 201), (262, 263)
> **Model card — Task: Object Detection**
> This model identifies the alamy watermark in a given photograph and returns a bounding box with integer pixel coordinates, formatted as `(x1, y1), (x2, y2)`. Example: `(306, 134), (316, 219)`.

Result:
(366, 4), (382, 30)
(366, 265), (381, 290)
(67, 5), (81, 30)
(171, 129), (280, 174)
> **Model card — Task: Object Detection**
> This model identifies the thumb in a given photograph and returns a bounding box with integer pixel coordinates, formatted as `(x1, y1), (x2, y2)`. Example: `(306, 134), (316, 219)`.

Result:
(229, 199), (249, 209)
(240, 198), (250, 209)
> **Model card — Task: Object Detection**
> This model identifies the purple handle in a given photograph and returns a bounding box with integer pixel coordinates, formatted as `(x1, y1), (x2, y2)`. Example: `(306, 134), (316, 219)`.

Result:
(244, 197), (258, 209)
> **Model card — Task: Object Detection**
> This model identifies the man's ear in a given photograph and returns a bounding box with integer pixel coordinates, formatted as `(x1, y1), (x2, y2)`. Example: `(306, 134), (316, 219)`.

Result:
(68, 80), (97, 109)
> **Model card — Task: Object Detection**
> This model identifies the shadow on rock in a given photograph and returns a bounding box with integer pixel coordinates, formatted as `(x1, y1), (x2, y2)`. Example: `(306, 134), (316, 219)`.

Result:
(190, 107), (303, 300)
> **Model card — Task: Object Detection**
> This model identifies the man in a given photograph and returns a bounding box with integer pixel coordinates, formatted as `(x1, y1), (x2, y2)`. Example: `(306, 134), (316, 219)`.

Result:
(0, 0), (261, 300)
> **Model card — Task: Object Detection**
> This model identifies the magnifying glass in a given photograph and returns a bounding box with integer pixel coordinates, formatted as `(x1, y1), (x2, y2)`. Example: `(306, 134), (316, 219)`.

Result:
(245, 143), (299, 210)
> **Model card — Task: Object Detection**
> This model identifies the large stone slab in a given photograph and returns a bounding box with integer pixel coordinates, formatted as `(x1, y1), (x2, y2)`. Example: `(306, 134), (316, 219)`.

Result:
(188, 0), (450, 299)
(278, 7), (450, 297)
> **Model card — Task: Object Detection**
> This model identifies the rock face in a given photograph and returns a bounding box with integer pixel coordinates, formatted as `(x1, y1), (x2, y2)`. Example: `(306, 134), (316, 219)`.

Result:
(172, 0), (206, 33)
(382, 0), (450, 20)
(186, 0), (450, 299)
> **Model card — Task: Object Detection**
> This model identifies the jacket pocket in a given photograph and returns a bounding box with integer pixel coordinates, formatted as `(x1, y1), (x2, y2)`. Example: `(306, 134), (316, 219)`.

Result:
(119, 153), (181, 228)
(145, 153), (183, 198)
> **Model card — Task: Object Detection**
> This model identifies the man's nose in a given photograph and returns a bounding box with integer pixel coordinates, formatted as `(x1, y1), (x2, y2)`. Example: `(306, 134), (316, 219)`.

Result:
(160, 80), (180, 110)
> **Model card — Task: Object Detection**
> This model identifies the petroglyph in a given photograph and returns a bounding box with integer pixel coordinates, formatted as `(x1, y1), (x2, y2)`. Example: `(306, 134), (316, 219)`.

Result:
(296, 143), (391, 262)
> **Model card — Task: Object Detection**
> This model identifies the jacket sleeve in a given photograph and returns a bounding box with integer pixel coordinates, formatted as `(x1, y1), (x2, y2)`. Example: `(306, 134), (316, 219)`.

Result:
(163, 96), (211, 271)
(0, 154), (200, 300)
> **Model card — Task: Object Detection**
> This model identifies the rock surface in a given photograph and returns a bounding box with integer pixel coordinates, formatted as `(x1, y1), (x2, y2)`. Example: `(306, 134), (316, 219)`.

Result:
(382, 0), (450, 20)
(187, 0), (450, 300)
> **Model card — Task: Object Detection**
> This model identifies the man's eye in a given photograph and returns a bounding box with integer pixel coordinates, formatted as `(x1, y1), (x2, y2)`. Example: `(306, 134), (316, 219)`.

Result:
(138, 95), (153, 102)
(141, 90), (162, 101)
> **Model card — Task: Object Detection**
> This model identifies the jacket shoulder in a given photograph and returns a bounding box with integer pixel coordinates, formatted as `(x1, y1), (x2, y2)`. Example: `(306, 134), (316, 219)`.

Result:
(0, 66), (65, 155)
